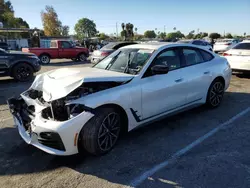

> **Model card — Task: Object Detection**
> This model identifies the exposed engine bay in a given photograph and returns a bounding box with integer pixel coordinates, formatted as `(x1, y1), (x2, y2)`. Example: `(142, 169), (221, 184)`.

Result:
(24, 81), (124, 122)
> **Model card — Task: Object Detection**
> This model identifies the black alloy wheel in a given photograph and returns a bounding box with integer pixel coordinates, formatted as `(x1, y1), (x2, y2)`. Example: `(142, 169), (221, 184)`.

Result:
(207, 80), (225, 107)
(97, 112), (121, 152)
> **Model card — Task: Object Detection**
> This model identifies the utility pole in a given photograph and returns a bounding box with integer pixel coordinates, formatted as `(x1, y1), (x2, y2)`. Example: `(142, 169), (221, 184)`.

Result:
(164, 25), (166, 33)
(116, 22), (118, 38)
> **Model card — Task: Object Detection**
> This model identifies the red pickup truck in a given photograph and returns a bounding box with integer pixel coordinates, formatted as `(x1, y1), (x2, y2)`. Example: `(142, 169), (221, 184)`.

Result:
(22, 40), (89, 64)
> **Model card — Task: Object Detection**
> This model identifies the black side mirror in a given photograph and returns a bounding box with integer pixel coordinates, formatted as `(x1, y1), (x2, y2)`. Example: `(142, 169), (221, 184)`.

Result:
(151, 65), (169, 75)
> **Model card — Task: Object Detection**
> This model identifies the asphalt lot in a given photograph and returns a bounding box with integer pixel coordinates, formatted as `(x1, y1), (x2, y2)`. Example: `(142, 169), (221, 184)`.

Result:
(0, 59), (250, 188)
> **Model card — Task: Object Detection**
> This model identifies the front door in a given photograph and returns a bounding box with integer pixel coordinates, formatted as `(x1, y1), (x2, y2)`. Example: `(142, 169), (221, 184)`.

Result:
(140, 48), (188, 119)
(59, 41), (75, 58)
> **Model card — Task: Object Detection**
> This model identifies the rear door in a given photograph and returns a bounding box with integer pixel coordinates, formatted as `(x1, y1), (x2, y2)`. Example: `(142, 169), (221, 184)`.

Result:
(180, 47), (214, 103)
(225, 43), (250, 70)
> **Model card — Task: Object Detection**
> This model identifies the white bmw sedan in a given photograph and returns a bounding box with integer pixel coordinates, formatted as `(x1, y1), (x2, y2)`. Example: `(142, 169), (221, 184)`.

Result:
(8, 43), (232, 156)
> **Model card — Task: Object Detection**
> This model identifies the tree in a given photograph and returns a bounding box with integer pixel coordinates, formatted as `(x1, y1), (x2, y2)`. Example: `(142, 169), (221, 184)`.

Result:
(41, 6), (62, 36)
(201, 32), (208, 38)
(74, 18), (97, 39)
(61, 25), (69, 36)
(144, 30), (156, 38)
(159, 32), (166, 39)
(120, 22), (134, 40)
(98, 33), (109, 40)
(209, 33), (221, 39)
(166, 31), (184, 39)
(225, 33), (233, 38)
(135, 27), (138, 33)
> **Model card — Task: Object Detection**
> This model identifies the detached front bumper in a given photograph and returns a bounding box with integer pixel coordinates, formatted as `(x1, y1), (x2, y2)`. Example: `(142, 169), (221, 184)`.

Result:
(7, 97), (94, 156)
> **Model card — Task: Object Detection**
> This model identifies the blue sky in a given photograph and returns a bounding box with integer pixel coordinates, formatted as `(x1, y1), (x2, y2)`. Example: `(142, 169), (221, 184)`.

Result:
(10, 0), (250, 35)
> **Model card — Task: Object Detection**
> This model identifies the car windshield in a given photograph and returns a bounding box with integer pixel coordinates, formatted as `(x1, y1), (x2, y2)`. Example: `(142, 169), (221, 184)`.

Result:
(94, 48), (154, 74)
(0, 48), (7, 53)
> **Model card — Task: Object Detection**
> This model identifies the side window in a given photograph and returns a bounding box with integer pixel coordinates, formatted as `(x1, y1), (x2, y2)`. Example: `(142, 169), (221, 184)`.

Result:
(233, 43), (250, 50)
(154, 50), (181, 71)
(183, 48), (203, 66)
(61, 41), (71, 48)
(200, 50), (214, 61)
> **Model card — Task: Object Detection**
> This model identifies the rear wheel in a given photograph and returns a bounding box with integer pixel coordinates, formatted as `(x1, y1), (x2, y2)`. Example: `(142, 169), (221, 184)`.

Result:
(78, 53), (87, 62)
(206, 79), (225, 108)
(12, 63), (34, 82)
(39, 54), (50, 64)
(79, 107), (121, 156)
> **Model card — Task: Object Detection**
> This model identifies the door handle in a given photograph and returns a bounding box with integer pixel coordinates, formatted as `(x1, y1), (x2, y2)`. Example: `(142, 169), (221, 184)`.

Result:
(175, 78), (183, 83)
(204, 71), (210, 74)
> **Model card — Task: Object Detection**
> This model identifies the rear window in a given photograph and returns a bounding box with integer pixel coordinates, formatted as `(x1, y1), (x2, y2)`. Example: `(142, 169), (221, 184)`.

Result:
(177, 40), (191, 43)
(232, 43), (250, 50)
(50, 41), (57, 48)
(200, 50), (214, 61)
(101, 43), (117, 49)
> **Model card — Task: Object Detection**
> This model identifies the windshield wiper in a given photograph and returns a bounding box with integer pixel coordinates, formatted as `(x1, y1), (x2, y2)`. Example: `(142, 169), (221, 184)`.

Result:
(124, 52), (131, 73)
(105, 51), (121, 70)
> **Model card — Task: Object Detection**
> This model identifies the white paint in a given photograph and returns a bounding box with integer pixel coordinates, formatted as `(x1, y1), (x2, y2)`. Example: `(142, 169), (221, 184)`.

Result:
(129, 107), (250, 187)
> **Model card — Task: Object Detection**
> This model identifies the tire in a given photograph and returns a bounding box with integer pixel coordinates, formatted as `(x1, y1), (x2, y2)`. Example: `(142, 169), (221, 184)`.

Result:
(206, 79), (225, 108)
(39, 54), (50, 64)
(12, 63), (34, 82)
(78, 53), (87, 62)
(79, 107), (121, 156)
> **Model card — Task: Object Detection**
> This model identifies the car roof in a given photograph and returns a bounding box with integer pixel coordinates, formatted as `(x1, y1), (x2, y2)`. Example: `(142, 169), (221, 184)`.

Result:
(121, 42), (207, 50)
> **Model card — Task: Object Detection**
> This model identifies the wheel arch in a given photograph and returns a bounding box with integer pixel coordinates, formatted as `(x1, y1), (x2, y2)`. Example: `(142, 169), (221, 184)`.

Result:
(39, 53), (51, 58)
(10, 61), (35, 76)
(95, 103), (129, 134)
(77, 52), (88, 58)
(205, 76), (225, 101)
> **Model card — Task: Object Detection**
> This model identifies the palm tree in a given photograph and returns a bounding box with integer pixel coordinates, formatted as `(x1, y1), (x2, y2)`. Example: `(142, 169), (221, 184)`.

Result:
(173, 27), (176, 31)
(135, 27), (138, 32)
(121, 23), (125, 31)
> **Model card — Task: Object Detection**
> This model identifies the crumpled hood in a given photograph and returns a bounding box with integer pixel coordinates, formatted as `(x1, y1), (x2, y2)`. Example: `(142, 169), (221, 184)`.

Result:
(30, 67), (134, 101)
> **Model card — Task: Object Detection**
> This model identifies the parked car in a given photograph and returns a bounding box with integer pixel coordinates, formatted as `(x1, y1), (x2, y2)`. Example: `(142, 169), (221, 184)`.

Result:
(0, 48), (41, 81)
(22, 40), (89, 64)
(0, 42), (10, 51)
(223, 40), (250, 73)
(90, 41), (137, 63)
(8, 43), (231, 156)
(213, 39), (239, 53)
(177, 40), (213, 51)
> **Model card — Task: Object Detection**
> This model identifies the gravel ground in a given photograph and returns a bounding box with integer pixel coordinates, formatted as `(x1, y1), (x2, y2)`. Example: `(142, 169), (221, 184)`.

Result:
(0, 60), (250, 188)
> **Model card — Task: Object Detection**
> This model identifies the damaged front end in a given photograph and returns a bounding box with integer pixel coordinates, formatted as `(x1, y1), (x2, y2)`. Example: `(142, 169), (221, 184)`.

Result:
(7, 80), (126, 155)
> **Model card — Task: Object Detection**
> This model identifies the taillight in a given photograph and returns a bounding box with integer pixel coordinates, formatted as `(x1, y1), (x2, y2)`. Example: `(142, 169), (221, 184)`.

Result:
(223, 53), (231, 56)
(101, 52), (110, 56)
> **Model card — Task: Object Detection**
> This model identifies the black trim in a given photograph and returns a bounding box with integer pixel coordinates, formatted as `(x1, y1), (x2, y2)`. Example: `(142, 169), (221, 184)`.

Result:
(130, 98), (202, 122)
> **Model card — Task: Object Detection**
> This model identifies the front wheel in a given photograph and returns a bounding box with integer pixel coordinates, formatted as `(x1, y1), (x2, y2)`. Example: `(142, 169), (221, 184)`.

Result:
(206, 79), (225, 108)
(79, 107), (121, 156)
(12, 63), (34, 82)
